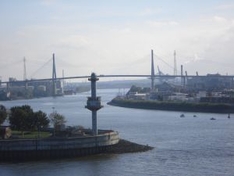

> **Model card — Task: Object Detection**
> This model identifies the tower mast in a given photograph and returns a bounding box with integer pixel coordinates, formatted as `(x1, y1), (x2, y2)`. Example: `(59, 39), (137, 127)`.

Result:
(151, 49), (155, 91)
(52, 53), (57, 96)
(174, 50), (177, 76)
(23, 57), (27, 80)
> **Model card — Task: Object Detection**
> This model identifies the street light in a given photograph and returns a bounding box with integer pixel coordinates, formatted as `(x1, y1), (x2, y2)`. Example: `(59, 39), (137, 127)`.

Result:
(52, 107), (56, 136)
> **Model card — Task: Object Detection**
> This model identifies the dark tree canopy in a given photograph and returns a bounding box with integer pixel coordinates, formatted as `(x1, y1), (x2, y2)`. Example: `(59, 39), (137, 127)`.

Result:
(0, 105), (7, 125)
(34, 110), (50, 129)
(9, 105), (33, 131)
(9, 107), (28, 131)
(127, 85), (150, 94)
(9, 105), (49, 133)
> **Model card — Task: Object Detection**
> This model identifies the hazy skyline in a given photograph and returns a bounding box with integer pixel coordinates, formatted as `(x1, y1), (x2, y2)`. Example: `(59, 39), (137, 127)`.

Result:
(0, 0), (234, 81)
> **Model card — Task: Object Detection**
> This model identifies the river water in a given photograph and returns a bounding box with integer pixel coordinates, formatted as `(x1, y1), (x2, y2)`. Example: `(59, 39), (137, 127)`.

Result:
(0, 89), (234, 176)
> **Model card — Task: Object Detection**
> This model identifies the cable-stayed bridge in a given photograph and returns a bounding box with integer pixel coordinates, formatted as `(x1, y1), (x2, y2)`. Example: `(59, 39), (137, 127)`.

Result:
(1, 50), (234, 98)
(2, 50), (234, 84)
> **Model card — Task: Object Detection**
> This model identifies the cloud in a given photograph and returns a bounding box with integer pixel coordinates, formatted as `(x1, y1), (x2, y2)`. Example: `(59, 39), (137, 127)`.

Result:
(1, 1), (234, 81)
(56, 35), (90, 49)
(146, 20), (179, 27)
(40, 0), (57, 6)
(215, 3), (234, 10)
(4, 14), (233, 79)
(139, 8), (162, 16)
(181, 23), (234, 75)
(213, 16), (228, 23)
(184, 53), (204, 64)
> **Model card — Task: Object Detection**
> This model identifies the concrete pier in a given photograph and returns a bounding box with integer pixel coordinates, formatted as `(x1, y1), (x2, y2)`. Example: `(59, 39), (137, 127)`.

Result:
(0, 130), (119, 161)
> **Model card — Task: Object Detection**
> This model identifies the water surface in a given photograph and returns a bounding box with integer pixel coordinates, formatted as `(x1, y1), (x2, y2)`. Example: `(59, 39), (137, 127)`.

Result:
(0, 89), (233, 176)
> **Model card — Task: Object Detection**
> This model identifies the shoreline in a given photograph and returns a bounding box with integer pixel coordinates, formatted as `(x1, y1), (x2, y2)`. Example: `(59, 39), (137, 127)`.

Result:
(108, 98), (234, 114)
(0, 138), (153, 162)
(107, 139), (154, 154)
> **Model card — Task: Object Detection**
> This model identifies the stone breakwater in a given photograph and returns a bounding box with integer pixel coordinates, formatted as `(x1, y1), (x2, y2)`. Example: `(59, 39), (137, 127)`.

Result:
(107, 139), (154, 154)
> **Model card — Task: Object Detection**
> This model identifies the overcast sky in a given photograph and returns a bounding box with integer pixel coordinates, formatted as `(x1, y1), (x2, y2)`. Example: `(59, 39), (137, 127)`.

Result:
(0, 0), (234, 81)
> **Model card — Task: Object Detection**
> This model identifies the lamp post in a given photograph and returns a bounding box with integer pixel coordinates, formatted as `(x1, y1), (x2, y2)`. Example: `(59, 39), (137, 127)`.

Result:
(52, 107), (55, 136)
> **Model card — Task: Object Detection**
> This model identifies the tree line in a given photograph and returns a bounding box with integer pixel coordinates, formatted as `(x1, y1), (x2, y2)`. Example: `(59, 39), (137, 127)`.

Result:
(0, 104), (66, 135)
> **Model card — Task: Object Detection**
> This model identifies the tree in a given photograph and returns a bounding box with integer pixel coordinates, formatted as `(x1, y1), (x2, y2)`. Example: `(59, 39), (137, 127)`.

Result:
(9, 105), (50, 136)
(128, 85), (142, 93)
(49, 112), (66, 135)
(9, 107), (28, 133)
(33, 110), (50, 129)
(0, 105), (7, 125)
(9, 105), (34, 134)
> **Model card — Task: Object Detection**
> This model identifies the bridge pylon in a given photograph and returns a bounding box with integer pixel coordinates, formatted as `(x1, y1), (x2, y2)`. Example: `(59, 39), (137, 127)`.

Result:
(151, 49), (155, 91)
(52, 53), (57, 96)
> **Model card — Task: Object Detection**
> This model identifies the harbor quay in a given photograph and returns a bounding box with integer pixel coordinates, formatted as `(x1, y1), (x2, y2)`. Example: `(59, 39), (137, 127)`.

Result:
(0, 130), (119, 161)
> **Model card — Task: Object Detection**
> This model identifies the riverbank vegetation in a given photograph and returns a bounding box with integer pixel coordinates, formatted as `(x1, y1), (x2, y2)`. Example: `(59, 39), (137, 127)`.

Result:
(11, 130), (51, 139)
(0, 105), (7, 124)
(0, 104), (68, 139)
(9, 105), (50, 135)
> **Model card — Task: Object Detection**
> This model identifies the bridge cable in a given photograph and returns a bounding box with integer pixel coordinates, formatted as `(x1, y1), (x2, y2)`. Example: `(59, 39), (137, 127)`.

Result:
(30, 58), (52, 79)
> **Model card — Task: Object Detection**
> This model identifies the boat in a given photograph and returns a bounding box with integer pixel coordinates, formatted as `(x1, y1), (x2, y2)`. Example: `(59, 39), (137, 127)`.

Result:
(180, 114), (185, 118)
(210, 117), (216, 120)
